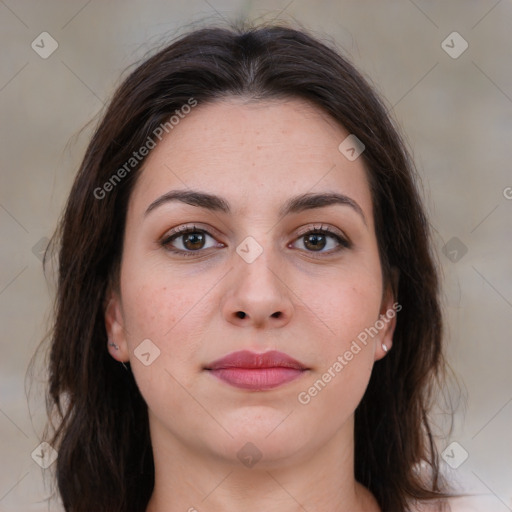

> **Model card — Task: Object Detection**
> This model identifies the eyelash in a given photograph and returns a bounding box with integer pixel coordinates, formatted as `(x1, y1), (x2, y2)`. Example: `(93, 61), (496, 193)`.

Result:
(160, 224), (351, 258)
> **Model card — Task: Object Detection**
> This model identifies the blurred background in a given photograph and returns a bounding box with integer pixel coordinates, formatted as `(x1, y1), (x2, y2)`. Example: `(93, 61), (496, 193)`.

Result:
(0, 1), (511, 511)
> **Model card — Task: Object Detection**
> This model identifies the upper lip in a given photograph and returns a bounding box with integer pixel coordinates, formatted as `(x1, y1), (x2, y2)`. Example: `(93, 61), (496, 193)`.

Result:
(205, 350), (308, 370)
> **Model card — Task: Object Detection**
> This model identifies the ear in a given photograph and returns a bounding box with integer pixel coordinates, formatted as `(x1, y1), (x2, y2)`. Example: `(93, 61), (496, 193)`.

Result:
(104, 287), (130, 363)
(374, 267), (400, 361)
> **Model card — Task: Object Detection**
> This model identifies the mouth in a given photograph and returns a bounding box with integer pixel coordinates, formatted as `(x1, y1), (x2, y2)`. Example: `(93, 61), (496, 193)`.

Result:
(204, 350), (309, 391)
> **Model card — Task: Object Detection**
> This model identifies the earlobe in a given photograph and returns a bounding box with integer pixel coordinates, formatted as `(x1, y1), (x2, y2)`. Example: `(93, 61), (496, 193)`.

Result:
(104, 290), (130, 363)
(375, 314), (396, 360)
(376, 268), (400, 360)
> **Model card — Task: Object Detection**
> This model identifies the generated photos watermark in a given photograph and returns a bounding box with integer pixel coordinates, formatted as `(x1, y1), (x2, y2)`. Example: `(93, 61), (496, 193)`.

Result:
(297, 302), (401, 405)
(93, 97), (198, 200)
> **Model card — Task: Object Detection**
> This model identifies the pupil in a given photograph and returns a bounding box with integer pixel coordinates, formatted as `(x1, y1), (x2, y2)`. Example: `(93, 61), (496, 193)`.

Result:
(184, 232), (204, 250)
(305, 234), (325, 251)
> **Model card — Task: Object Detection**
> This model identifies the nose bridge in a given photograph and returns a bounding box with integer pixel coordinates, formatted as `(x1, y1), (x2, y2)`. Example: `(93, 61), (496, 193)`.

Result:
(222, 232), (294, 327)
(235, 235), (282, 298)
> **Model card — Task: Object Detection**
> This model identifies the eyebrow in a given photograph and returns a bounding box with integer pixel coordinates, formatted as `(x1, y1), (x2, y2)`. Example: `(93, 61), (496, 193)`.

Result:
(144, 189), (367, 225)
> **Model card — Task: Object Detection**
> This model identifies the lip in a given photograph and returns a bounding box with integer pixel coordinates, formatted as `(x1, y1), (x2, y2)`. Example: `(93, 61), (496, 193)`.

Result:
(204, 350), (308, 391)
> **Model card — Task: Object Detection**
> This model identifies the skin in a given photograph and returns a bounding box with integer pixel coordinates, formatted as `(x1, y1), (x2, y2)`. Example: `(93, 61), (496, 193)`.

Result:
(105, 98), (397, 512)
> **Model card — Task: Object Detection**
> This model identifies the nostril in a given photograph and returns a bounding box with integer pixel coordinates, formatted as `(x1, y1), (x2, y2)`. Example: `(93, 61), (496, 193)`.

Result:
(236, 311), (246, 319)
(271, 311), (282, 318)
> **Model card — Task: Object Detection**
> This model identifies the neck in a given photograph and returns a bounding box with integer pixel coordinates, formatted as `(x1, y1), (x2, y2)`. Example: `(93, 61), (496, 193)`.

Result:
(145, 414), (380, 512)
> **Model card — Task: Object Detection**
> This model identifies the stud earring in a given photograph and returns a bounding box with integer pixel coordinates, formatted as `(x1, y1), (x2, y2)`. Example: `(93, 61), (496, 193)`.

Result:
(382, 343), (388, 353)
(108, 340), (129, 371)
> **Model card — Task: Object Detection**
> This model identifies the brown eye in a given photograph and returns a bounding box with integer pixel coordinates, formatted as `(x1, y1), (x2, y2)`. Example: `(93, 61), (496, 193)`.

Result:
(181, 232), (206, 250)
(303, 233), (327, 251)
(161, 227), (221, 256)
(292, 227), (350, 255)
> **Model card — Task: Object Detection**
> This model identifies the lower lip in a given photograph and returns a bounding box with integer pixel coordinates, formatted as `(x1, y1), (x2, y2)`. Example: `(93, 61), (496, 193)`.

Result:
(208, 367), (305, 390)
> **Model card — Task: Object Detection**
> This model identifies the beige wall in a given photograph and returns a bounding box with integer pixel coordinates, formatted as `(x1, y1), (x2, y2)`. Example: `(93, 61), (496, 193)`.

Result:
(1, 1), (511, 510)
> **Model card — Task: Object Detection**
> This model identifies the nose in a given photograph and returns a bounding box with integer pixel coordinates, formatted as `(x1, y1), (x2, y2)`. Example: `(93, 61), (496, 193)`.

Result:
(221, 247), (294, 330)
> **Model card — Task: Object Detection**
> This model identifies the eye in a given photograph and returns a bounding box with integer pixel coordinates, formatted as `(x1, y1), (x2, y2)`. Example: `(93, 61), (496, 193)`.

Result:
(291, 224), (350, 254)
(160, 225), (223, 256)
(160, 223), (350, 258)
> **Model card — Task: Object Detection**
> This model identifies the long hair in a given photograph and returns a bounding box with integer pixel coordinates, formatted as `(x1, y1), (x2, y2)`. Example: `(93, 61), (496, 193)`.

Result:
(36, 22), (459, 512)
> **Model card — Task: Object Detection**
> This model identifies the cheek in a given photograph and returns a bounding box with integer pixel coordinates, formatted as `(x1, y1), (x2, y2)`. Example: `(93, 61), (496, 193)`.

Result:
(293, 263), (381, 415)
(123, 283), (175, 339)
(298, 264), (382, 348)
(295, 279), (379, 435)
(119, 261), (213, 385)
(119, 273), (206, 422)
(121, 261), (204, 341)
(296, 356), (373, 444)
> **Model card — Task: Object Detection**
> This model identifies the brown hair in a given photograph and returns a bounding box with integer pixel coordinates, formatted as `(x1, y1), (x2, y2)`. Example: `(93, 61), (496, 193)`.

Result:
(36, 22), (459, 512)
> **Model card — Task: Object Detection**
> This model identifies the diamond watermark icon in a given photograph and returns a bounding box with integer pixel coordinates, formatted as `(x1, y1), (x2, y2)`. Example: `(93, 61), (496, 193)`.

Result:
(31, 442), (58, 469)
(442, 237), (468, 263)
(441, 32), (468, 59)
(441, 441), (469, 469)
(237, 442), (263, 468)
(338, 134), (365, 161)
(236, 236), (263, 264)
(134, 338), (161, 366)
(32, 236), (49, 262)
(31, 32), (59, 59)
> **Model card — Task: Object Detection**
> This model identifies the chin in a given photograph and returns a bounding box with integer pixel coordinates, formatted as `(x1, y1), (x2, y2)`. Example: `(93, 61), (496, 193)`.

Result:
(209, 417), (313, 468)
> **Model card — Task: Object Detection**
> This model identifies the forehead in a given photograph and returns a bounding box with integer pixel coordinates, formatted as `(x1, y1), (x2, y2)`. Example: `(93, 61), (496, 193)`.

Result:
(128, 98), (373, 224)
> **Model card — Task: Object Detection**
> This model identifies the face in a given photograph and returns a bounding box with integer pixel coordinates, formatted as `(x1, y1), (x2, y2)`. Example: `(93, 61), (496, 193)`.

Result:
(105, 98), (396, 468)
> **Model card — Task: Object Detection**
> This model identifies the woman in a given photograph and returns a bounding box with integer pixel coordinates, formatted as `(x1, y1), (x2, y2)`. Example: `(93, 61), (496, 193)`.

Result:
(40, 22), (459, 512)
